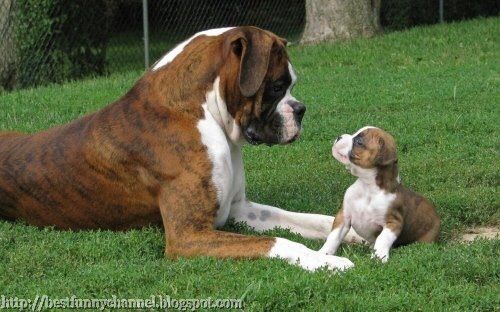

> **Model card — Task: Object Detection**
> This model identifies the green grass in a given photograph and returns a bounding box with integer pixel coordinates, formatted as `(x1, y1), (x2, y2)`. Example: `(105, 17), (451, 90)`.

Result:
(0, 18), (499, 311)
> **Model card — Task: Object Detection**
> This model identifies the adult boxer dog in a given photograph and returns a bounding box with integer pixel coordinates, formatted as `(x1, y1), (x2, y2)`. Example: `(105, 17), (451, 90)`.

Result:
(0, 27), (360, 271)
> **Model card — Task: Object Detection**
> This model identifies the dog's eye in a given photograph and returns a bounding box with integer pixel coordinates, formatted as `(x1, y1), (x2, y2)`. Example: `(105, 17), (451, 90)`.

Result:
(273, 81), (286, 93)
(354, 137), (363, 146)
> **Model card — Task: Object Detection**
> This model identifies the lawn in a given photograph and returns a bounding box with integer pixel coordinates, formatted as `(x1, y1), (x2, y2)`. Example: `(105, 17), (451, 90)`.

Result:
(0, 18), (499, 311)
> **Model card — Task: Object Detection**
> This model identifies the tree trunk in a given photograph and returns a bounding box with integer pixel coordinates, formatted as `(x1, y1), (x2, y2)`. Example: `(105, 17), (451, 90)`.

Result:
(300, 0), (381, 44)
(0, 0), (16, 89)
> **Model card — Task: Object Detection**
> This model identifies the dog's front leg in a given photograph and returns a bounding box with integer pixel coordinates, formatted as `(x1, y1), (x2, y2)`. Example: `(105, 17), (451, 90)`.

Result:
(159, 183), (353, 271)
(229, 199), (364, 242)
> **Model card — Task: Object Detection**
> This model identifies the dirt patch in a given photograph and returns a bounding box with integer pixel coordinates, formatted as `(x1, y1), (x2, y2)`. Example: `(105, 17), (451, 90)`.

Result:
(459, 226), (500, 242)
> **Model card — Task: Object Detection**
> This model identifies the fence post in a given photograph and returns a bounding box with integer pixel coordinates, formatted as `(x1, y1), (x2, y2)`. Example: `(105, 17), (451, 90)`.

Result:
(142, 0), (150, 69)
(439, 0), (444, 23)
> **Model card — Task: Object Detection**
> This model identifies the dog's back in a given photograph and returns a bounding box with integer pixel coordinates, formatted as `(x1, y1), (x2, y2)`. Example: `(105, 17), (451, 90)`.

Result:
(0, 101), (163, 230)
(0, 119), (93, 225)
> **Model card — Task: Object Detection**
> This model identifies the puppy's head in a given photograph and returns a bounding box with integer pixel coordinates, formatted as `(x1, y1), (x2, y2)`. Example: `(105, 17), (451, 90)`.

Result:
(219, 27), (305, 145)
(332, 126), (397, 174)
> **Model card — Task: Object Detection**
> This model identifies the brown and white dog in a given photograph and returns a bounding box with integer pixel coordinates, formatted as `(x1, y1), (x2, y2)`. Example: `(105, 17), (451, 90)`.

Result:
(0, 27), (361, 271)
(319, 126), (440, 262)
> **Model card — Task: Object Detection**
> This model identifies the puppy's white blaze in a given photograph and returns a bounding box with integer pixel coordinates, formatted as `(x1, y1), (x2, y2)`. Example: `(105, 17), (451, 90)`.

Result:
(352, 125), (377, 137)
(269, 238), (355, 271)
(152, 27), (235, 71)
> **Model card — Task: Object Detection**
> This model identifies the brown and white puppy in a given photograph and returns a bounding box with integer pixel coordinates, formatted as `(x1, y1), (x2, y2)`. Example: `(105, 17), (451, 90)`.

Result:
(0, 27), (361, 271)
(319, 126), (440, 262)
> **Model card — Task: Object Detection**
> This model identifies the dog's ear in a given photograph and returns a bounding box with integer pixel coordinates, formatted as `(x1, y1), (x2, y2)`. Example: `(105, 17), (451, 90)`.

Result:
(229, 29), (273, 98)
(376, 137), (398, 166)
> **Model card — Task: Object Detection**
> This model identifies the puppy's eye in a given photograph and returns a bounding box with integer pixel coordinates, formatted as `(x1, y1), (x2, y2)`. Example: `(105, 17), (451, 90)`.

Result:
(354, 137), (363, 146)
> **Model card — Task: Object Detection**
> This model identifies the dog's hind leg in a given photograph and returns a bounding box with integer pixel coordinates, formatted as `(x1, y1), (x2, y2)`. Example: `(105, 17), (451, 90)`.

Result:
(0, 131), (24, 139)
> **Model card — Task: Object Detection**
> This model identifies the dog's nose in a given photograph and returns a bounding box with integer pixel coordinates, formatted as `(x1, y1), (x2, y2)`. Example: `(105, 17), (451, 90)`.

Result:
(245, 127), (260, 142)
(288, 101), (306, 120)
(336, 135), (343, 142)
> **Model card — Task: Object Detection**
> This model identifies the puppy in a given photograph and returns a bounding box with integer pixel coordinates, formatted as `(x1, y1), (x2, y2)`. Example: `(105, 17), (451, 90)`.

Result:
(319, 126), (440, 262)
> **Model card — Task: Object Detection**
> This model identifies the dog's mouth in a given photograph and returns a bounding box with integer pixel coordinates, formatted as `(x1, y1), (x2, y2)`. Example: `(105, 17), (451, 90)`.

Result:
(281, 130), (301, 145)
(332, 146), (350, 165)
(337, 153), (349, 164)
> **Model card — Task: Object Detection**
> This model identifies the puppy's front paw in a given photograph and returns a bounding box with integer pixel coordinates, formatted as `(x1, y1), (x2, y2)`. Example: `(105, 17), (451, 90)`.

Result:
(371, 250), (389, 263)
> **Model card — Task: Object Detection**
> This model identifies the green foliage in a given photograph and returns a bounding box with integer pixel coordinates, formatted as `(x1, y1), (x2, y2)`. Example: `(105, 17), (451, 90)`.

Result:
(0, 18), (498, 310)
(381, 0), (499, 30)
(14, 0), (109, 88)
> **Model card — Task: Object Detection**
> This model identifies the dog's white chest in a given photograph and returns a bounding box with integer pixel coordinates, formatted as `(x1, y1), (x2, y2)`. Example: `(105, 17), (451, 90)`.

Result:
(344, 181), (396, 243)
(197, 105), (244, 228)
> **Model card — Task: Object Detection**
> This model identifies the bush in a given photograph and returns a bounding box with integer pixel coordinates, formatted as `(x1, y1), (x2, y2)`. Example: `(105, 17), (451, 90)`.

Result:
(381, 0), (499, 30)
(14, 0), (110, 88)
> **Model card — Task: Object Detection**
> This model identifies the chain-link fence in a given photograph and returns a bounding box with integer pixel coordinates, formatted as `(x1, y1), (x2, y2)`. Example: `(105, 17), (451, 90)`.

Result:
(1, 0), (498, 91)
(0, 0), (304, 91)
(109, 0), (305, 73)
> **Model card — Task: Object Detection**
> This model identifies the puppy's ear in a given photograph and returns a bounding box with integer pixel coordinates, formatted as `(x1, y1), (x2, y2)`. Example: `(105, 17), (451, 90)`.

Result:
(376, 137), (398, 166)
(228, 29), (273, 97)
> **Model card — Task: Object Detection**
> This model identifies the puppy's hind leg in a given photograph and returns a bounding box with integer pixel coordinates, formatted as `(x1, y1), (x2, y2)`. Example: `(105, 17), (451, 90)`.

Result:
(418, 218), (440, 243)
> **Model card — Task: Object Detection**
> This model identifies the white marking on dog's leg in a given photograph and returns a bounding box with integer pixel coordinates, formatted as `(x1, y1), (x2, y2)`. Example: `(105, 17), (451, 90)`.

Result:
(152, 27), (234, 71)
(269, 238), (354, 271)
(229, 201), (365, 243)
(230, 201), (333, 239)
(372, 228), (398, 263)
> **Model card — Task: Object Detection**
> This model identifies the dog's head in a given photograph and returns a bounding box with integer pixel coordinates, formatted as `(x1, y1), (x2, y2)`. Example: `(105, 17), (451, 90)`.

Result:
(218, 27), (305, 146)
(332, 126), (397, 175)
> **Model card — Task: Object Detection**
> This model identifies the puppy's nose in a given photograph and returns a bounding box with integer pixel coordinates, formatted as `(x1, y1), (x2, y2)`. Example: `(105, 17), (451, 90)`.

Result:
(336, 135), (343, 142)
(288, 101), (306, 120)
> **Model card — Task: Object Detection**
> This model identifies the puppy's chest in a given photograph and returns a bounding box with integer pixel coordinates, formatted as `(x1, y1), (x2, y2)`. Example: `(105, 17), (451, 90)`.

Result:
(343, 182), (396, 242)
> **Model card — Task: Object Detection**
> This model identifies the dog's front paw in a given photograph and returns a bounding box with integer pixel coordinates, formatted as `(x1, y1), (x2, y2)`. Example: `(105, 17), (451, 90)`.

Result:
(317, 246), (334, 255)
(269, 238), (354, 272)
(298, 253), (355, 272)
